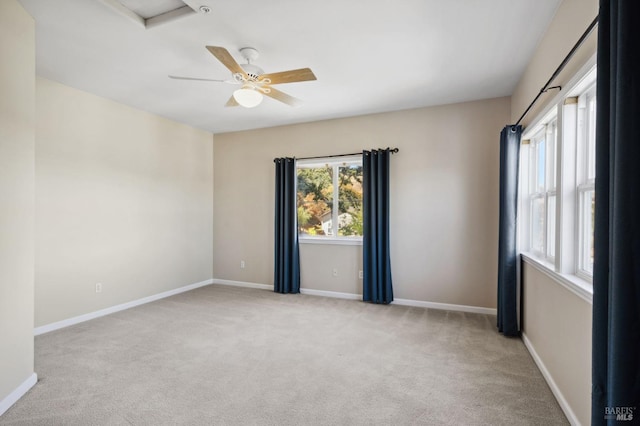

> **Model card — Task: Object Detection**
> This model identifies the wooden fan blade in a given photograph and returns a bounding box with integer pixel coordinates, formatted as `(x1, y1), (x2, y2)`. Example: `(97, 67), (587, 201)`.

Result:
(263, 87), (302, 107)
(206, 46), (248, 78)
(225, 95), (239, 107)
(259, 68), (317, 85)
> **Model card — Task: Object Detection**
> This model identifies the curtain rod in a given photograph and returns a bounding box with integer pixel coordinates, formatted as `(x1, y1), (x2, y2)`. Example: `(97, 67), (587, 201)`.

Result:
(274, 147), (399, 162)
(514, 15), (598, 128)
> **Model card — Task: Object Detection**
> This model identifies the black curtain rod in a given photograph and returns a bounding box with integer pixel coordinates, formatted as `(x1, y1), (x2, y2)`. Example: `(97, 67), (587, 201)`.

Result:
(274, 147), (399, 162)
(514, 15), (598, 127)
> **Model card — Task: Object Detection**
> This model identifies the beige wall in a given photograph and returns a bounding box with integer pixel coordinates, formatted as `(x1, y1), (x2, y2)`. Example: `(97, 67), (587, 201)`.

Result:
(300, 244), (363, 295)
(522, 262), (592, 425)
(511, 0), (598, 126)
(35, 78), (214, 327)
(214, 97), (509, 308)
(0, 0), (36, 408)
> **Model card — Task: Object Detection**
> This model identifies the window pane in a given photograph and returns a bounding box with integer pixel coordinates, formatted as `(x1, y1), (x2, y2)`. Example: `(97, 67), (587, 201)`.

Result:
(580, 190), (595, 274)
(337, 164), (363, 236)
(549, 121), (557, 189)
(536, 139), (546, 192)
(589, 191), (595, 272)
(529, 145), (537, 193)
(547, 195), (556, 258)
(587, 96), (597, 180)
(296, 167), (333, 235)
(531, 197), (545, 254)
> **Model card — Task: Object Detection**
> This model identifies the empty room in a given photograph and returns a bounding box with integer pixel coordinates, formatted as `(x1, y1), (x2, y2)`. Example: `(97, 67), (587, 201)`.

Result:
(2, 0), (639, 424)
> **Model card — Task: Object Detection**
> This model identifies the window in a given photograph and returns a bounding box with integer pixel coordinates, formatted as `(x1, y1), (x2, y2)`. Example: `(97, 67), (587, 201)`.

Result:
(527, 118), (557, 260)
(576, 85), (596, 277)
(296, 156), (363, 240)
(519, 62), (597, 294)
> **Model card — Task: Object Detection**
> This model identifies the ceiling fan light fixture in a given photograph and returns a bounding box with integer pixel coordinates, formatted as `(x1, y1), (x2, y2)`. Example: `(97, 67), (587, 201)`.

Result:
(233, 87), (263, 108)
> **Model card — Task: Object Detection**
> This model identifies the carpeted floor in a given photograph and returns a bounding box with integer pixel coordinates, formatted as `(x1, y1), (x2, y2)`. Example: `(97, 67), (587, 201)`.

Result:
(0, 285), (568, 425)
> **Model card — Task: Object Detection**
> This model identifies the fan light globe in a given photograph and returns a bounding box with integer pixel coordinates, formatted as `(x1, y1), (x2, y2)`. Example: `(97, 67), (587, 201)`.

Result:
(233, 88), (263, 108)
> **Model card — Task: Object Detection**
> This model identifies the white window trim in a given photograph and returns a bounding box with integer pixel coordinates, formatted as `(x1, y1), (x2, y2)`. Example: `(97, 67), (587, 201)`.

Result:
(526, 119), (557, 262)
(299, 236), (363, 246)
(575, 182), (595, 281)
(518, 54), (597, 301)
(296, 155), (363, 243)
(574, 85), (596, 281)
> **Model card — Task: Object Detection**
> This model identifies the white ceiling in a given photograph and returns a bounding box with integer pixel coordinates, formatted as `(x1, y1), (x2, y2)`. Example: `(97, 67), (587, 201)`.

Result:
(18, 0), (561, 134)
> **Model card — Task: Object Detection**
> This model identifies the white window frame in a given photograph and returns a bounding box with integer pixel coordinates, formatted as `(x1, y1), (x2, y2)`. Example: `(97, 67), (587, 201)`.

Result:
(525, 116), (557, 262)
(296, 155), (363, 246)
(546, 120), (558, 261)
(575, 85), (596, 280)
(518, 58), (597, 303)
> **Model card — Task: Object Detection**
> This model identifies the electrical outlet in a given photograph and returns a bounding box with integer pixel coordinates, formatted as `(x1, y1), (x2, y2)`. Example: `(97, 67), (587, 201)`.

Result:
(95, 283), (102, 293)
(240, 260), (245, 269)
(358, 270), (363, 279)
(332, 269), (338, 277)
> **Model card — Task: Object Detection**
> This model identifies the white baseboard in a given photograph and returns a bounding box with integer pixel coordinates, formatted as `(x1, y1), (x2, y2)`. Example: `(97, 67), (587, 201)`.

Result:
(0, 373), (37, 417)
(212, 279), (496, 315)
(34, 279), (214, 336)
(522, 332), (579, 425)
(300, 288), (361, 300)
(393, 298), (497, 315)
(211, 279), (359, 300)
(34, 277), (496, 336)
(211, 279), (272, 291)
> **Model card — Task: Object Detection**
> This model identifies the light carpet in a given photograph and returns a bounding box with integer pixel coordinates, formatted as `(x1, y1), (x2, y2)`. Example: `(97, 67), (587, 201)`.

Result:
(0, 284), (568, 425)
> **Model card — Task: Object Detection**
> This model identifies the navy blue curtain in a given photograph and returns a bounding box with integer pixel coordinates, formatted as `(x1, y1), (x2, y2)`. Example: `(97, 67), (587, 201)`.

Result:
(362, 149), (393, 304)
(592, 2), (640, 423)
(497, 125), (522, 337)
(274, 157), (300, 294)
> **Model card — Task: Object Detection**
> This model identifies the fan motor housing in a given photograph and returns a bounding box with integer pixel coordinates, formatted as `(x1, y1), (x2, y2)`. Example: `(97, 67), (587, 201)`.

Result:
(241, 63), (264, 80)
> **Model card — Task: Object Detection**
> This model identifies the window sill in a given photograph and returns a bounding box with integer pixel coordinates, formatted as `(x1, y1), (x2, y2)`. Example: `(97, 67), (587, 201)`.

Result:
(521, 252), (593, 304)
(299, 237), (363, 246)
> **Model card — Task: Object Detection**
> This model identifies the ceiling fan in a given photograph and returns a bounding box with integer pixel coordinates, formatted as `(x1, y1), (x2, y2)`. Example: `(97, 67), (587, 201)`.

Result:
(169, 46), (317, 108)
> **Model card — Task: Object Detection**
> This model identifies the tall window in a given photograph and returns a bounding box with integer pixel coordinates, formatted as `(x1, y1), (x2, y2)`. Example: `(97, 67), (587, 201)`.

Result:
(519, 64), (597, 289)
(576, 85), (596, 277)
(296, 156), (363, 239)
(528, 118), (557, 260)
